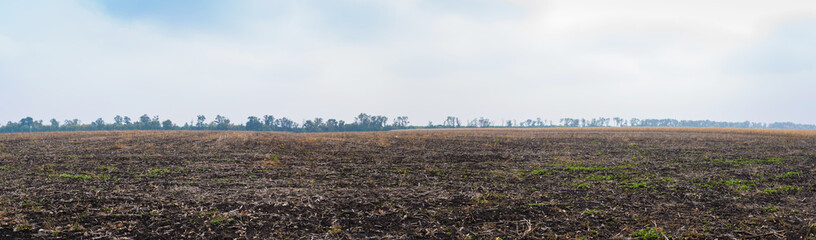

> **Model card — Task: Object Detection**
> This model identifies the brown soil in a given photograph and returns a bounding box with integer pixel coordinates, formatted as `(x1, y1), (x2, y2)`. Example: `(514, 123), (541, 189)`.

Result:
(0, 129), (814, 239)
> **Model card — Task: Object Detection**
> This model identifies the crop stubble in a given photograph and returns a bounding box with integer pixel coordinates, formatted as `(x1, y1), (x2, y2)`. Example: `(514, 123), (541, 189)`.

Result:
(0, 128), (814, 239)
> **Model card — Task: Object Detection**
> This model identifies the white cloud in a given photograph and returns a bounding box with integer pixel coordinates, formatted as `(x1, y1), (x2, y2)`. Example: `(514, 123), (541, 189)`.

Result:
(0, 0), (815, 125)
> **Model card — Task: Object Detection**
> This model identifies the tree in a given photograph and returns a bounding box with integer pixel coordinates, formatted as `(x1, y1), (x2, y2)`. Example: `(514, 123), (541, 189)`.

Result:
(92, 118), (105, 128)
(114, 115), (123, 125)
(148, 116), (161, 129)
(139, 114), (151, 124)
(630, 118), (641, 127)
(393, 116), (409, 127)
(478, 117), (491, 128)
(213, 115), (230, 130)
(162, 120), (174, 130)
(371, 116), (387, 128)
(19, 117), (34, 129)
(326, 119), (339, 131)
(278, 117), (295, 129)
(123, 116), (131, 125)
(64, 119), (81, 126)
(467, 118), (478, 127)
(613, 117), (623, 127)
(355, 113), (371, 126)
(303, 120), (316, 132)
(196, 115), (206, 128)
(246, 116), (263, 131)
(50, 119), (59, 128)
(443, 116), (460, 128)
(263, 115), (275, 128)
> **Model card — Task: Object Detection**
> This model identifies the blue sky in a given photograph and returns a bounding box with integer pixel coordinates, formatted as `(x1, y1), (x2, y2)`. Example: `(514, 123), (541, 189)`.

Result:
(1, 0), (815, 125)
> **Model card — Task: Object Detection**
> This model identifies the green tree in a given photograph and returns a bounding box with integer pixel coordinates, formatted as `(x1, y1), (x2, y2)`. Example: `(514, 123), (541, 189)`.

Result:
(213, 115), (230, 130)
(162, 120), (174, 130)
(196, 115), (206, 128)
(246, 116), (263, 131)
(50, 119), (59, 129)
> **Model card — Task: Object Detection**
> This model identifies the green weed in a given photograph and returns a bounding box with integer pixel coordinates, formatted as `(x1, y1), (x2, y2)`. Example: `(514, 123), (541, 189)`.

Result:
(99, 166), (117, 172)
(624, 181), (649, 188)
(762, 185), (800, 194)
(13, 225), (31, 231)
(209, 217), (234, 225)
(530, 169), (549, 175)
(143, 168), (170, 178)
(56, 173), (92, 180)
(582, 209), (601, 215)
(780, 171), (801, 178)
(631, 227), (664, 240)
(712, 157), (786, 166)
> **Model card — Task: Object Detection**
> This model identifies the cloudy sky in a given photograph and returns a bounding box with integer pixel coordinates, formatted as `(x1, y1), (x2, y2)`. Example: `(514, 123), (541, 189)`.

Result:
(1, 0), (815, 126)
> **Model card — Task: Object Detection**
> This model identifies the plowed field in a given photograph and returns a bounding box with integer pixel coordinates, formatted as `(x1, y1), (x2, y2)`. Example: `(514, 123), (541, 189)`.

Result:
(0, 129), (815, 239)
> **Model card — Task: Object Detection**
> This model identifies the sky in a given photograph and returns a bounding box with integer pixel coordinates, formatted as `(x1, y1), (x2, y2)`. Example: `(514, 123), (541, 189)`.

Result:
(1, 0), (815, 126)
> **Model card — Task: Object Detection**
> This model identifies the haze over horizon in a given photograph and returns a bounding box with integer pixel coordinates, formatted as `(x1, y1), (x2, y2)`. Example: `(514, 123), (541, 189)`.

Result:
(1, 0), (815, 125)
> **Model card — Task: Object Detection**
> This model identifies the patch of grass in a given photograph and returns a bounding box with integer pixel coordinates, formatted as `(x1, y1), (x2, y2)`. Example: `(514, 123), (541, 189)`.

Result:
(150, 168), (170, 174)
(212, 158), (239, 162)
(0, 166), (9, 171)
(328, 225), (343, 234)
(765, 205), (779, 213)
(527, 203), (544, 208)
(427, 169), (445, 175)
(209, 217), (234, 225)
(631, 227), (664, 240)
(780, 171), (801, 178)
(56, 173), (92, 180)
(99, 166), (117, 172)
(577, 183), (591, 188)
(762, 185), (800, 195)
(22, 200), (41, 207)
(13, 225), (31, 232)
(530, 169), (549, 175)
(712, 157), (786, 166)
(624, 181), (649, 189)
(562, 164), (608, 172)
(142, 168), (170, 178)
(723, 179), (741, 186)
(472, 193), (506, 204)
(722, 179), (752, 191)
(585, 175), (613, 181)
(582, 209), (601, 215)
(567, 166), (607, 171)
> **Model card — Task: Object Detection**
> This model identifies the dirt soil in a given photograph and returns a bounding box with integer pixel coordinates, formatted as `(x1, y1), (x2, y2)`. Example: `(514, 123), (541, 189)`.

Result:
(0, 128), (815, 239)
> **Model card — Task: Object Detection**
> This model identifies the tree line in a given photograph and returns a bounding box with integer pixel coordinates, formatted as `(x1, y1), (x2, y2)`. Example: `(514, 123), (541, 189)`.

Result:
(1, 114), (814, 133)
(0, 113), (406, 133)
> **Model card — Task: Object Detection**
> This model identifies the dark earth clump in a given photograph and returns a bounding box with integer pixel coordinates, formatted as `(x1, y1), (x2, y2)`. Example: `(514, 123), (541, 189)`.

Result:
(0, 128), (814, 239)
